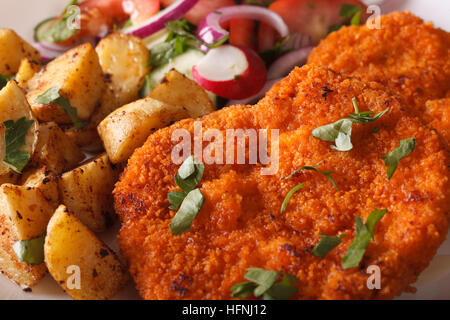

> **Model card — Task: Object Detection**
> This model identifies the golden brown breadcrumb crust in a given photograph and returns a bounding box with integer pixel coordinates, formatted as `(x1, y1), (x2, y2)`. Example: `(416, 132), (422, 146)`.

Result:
(423, 98), (450, 151)
(114, 65), (449, 300)
(308, 11), (450, 116)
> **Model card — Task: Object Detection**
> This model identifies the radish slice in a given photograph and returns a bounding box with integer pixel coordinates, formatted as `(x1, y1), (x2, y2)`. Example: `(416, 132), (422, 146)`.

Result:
(192, 44), (266, 100)
(226, 77), (283, 106)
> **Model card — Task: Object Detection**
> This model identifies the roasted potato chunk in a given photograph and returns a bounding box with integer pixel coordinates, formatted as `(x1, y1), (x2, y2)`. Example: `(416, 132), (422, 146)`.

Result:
(26, 43), (104, 124)
(149, 69), (216, 118)
(0, 81), (38, 177)
(45, 205), (128, 300)
(0, 29), (40, 76)
(96, 32), (150, 107)
(58, 154), (120, 232)
(16, 58), (41, 88)
(98, 97), (190, 163)
(0, 168), (58, 288)
(31, 122), (84, 175)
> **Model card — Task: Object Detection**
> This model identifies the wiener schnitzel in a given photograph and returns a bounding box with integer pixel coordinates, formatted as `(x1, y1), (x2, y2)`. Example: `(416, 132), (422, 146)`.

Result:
(308, 11), (450, 149)
(114, 65), (449, 299)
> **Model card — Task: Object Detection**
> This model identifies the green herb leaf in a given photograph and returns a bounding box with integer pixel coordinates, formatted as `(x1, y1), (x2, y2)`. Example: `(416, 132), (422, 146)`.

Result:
(341, 209), (387, 269)
(39, 0), (79, 43)
(312, 233), (345, 259)
(178, 155), (196, 179)
(283, 161), (338, 190)
(312, 98), (389, 151)
(230, 282), (257, 298)
(2, 117), (34, 173)
(381, 138), (417, 180)
(0, 74), (10, 90)
(12, 233), (46, 265)
(280, 183), (304, 213)
(174, 161), (205, 193)
(168, 191), (186, 210)
(263, 272), (298, 300)
(169, 188), (205, 235)
(244, 268), (280, 297)
(350, 10), (362, 25)
(339, 4), (363, 19)
(34, 88), (86, 129)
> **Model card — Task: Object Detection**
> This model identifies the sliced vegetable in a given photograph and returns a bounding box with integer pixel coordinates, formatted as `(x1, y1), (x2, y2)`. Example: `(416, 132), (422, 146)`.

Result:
(192, 44), (266, 99)
(341, 209), (387, 269)
(196, 5), (289, 48)
(381, 138), (417, 180)
(13, 233), (46, 265)
(226, 77), (282, 106)
(125, 0), (199, 38)
(122, 0), (160, 26)
(2, 117), (34, 174)
(161, 0), (235, 25)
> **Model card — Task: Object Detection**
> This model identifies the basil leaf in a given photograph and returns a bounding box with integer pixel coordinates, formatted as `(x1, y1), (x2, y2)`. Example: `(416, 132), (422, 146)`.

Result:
(312, 233), (345, 259)
(169, 188), (205, 235)
(39, 0), (79, 43)
(341, 209), (387, 269)
(178, 155), (196, 179)
(339, 4), (362, 19)
(34, 88), (86, 129)
(263, 273), (298, 300)
(2, 117), (34, 173)
(168, 191), (186, 210)
(280, 183), (304, 213)
(381, 138), (417, 180)
(283, 161), (339, 190)
(230, 282), (257, 298)
(0, 74), (10, 90)
(244, 268), (280, 297)
(12, 233), (46, 265)
(174, 162), (204, 193)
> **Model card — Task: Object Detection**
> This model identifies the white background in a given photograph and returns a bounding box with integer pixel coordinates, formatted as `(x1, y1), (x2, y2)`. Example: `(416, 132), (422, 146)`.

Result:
(0, 0), (449, 300)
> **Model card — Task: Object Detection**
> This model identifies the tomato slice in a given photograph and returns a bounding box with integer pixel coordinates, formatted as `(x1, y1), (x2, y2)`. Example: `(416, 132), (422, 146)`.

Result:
(258, 0), (367, 50)
(122, 0), (160, 25)
(161, 0), (235, 25)
(229, 19), (256, 50)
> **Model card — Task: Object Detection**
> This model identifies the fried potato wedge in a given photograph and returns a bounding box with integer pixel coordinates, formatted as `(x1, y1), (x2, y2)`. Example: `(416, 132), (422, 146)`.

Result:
(0, 29), (40, 76)
(149, 69), (216, 118)
(98, 97), (190, 163)
(0, 80), (38, 177)
(58, 154), (120, 233)
(0, 168), (58, 288)
(45, 205), (128, 300)
(96, 32), (150, 107)
(31, 122), (84, 175)
(26, 43), (104, 124)
(16, 58), (41, 88)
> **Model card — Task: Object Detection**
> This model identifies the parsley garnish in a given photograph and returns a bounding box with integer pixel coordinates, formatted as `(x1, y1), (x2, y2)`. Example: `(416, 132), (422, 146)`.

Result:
(34, 88), (86, 129)
(328, 4), (363, 33)
(312, 233), (345, 259)
(282, 161), (339, 190)
(149, 19), (198, 68)
(259, 35), (292, 66)
(230, 268), (298, 300)
(280, 183), (304, 213)
(381, 138), (417, 180)
(39, 0), (79, 43)
(0, 74), (10, 90)
(2, 117), (34, 173)
(341, 209), (387, 269)
(13, 233), (46, 265)
(312, 97), (389, 151)
(168, 155), (205, 235)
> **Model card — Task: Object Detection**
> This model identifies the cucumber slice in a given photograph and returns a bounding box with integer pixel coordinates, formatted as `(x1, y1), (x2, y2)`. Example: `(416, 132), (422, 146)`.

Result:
(143, 29), (170, 50)
(34, 17), (56, 42)
(148, 49), (216, 104)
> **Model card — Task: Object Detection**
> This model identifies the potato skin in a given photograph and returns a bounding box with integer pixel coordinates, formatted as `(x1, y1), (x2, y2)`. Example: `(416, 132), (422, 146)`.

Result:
(26, 43), (105, 124)
(98, 97), (190, 164)
(0, 28), (40, 76)
(45, 205), (128, 300)
(58, 154), (120, 233)
(149, 69), (216, 118)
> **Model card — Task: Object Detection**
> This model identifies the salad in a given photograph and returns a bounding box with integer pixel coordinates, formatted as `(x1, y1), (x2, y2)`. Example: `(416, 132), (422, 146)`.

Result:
(33, 0), (368, 103)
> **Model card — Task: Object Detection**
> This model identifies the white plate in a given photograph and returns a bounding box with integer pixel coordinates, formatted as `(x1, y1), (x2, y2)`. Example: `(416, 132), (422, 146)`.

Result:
(0, 0), (449, 300)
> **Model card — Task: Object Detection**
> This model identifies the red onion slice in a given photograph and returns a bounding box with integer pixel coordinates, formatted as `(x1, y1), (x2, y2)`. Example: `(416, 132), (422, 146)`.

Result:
(197, 5), (289, 47)
(267, 46), (313, 80)
(124, 0), (199, 38)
